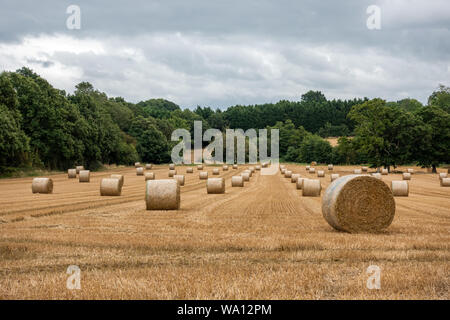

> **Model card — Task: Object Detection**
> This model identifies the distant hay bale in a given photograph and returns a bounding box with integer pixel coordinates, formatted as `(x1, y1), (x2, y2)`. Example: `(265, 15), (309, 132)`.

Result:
(328, 164), (333, 171)
(322, 175), (395, 233)
(100, 178), (122, 196)
(280, 165), (286, 171)
(391, 180), (409, 196)
(306, 165), (310, 171)
(199, 171), (208, 180)
(173, 175), (185, 186)
(281, 168), (286, 174)
(311, 161), (317, 166)
(407, 168), (414, 174)
(309, 168), (316, 174)
(371, 173), (382, 180)
(233, 164), (238, 169)
(145, 164), (152, 170)
(79, 170), (90, 182)
(302, 179), (321, 197)
(354, 169), (362, 174)
(197, 165), (203, 170)
(255, 165), (261, 170)
(134, 162), (141, 168)
(402, 173), (411, 180)
(262, 163), (268, 168)
(136, 167), (144, 176)
(381, 168), (389, 175)
(284, 170), (292, 178)
(76, 165), (84, 174)
(440, 178), (450, 187)
(296, 178), (305, 190)
(169, 164), (175, 170)
(317, 170), (325, 177)
(31, 178), (53, 194)
(291, 173), (301, 183)
(110, 174), (124, 188)
(145, 179), (180, 210)
(331, 173), (340, 182)
(439, 172), (447, 180)
(168, 169), (177, 177)
(241, 172), (250, 181)
(244, 169), (252, 177)
(186, 167), (193, 173)
(223, 165), (229, 171)
(144, 172), (155, 181)
(231, 175), (244, 187)
(68, 169), (77, 179)
(249, 166), (255, 173)
(212, 168), (220, 175)
(207, 178), (225, 194)
(361, 166), (368, 172)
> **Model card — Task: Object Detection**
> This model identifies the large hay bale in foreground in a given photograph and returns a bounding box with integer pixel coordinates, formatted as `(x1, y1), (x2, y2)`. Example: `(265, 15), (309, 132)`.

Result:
(322, 175), (395, 233)
(136, 167), (144, 176)
(317, 170), (325, 177)
(145, 172), (155, 181)
(79, 170), (90, 182)
(233, 164), (238, 169)
(75, 165), (84, 174)
(440, 178), (450, 187)
(134, 162), (141, 168)
(173, 175), (185, 186)
(402, 173), (411, 180)
(212, 168), (220, 175)
(354, 169), (362, 174)
(169, 164), (175, 170)
(309, 168), (316, 174)
(223, 165), (229, 171)
(110, 174), (124, 188)
(391, 180), (409, 196)
(331, 173), (340, 182)
(145, 164), (152, 170)
(186, 167), (193, 173)
(284, 170), (292, 178)
(100, 178), (122, 196)
(439, 172), (447, 180)
(197, 165), (203, 170)
(296, 178), (305, 190)
(168, 169), (176, 177)
(291, 173), (301, 183)
(207, 178), (225, 194)
(302, 179), (321, 197)
(241, 172), (250, 181)
(145, 179), (180, 210)
(328, 164), (333, 171)
(381, 168), (388, 175)
(32, 178), (53, 194)
(199, 171), (208, 180)
(231, 175), (244, 187)
(68, 169), (77, 179)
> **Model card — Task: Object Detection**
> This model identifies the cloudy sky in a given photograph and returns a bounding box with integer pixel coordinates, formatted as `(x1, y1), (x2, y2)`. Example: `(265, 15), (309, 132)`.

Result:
(1, 0), (449, 108)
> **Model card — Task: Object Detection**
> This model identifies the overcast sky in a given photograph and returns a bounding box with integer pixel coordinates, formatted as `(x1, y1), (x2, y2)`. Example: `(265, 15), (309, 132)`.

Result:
(0, 0), (449, 108)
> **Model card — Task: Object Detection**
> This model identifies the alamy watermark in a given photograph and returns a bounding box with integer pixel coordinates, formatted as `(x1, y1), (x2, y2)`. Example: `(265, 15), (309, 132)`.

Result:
(366, 265), (381, 289)
(66, 5), (81, 30)
(366, 5), (381, 30)
(66, 265), (81, 290)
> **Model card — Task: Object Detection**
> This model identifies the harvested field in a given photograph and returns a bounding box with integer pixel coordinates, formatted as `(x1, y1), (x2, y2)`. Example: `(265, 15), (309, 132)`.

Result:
(0, 164), (449, 299)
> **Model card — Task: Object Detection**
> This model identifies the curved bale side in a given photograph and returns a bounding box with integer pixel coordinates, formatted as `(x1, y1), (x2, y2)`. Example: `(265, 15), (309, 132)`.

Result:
(174, 175), (185, 186)
(186, 167), (193, 173)
(144, 172), (155, 181)
(291, 173), (301, 183)
(168, 169), (177, 177)
(136, 167), (144, 176)
(302, 179), (321, 197)
(199, 172), (208, 180)
(296, 178), (305, 190)
(32, 178), (53, 194)
(110, 174), (124, 188)
(402, 173), (411, 180)
(231, 175), (244, 187)
(207, 178), (225, 194)
(331, 173), (340, 182)
(212, 168), (220, 175)
(68, 169), (77, 179)
(317, 170), (325, 177)
(322, 175), (395, 233)
(241, 172), (250, 181)
(440, 178), (450, 187)
(79, 170), (90, 183)
(100, 178), (122, 196)
(391, 180), (409, 196)
(145, 179), (180, 210)
(75, 166), (84, 174)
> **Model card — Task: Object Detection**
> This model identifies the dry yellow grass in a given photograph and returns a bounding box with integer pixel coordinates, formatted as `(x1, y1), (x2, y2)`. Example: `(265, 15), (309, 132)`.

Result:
(0, 164), (449, 299)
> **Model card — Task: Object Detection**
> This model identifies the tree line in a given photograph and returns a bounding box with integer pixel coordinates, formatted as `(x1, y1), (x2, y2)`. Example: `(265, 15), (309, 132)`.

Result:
(0, 67), (448, 174)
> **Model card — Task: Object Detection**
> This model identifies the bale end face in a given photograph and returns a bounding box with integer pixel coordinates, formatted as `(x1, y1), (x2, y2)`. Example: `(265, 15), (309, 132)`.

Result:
(207, 178), (225, 194)
(145, 179), (180, 210)
(391, 180), (409, 196)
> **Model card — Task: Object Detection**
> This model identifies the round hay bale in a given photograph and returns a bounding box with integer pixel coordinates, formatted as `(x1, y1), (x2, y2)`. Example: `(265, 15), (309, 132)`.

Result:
(199, 171), (208, 180)
(381, 168), (388, 175)
(328, 164), (333, 171)
(241, 172), (250, 181)
(281, 168), (286, 174)
(223, 165), (229, 171)
(100, 178), (122, 196)
(439, 172), (447, 180)
(255, 165), (261, 170)
(391, 180), (409, 196)
(75, 166), (84, 174)
(305, 165), (310, 171)
(144, 172), (155, 181)
(134, 162), (141, 168)
(186, 167), (193, 173)
(291, 173), (301, 183)
(249, 166), (255, 173)
(232, 164), (238, 169)
(197, 165), (203, 170)
(302, 179), (321, 197)
(145, 179), (180, 210)
(173, 174), (185, 186)
(309, 168), (316, 174)
(331, 173), (340, 182)
(311, 161), (317, 166)
(440, 178), (450, 187)
(322, 175), (395, 233)
(136, 167), (144, 176)
(110, 174), (124, 188)
(402, 173), (411, 180)
(280, 165), (286, 170)
(68, 169), (77, 179)
(262, 163), (268, 168)
(207, 178), (225, 194)
(317, 170), (325, 177)
(79, 170), (90, 182)
(284, 170), (292, 178)
(371, 173), (382, 180)
(145, 164), (152, 170)
(231, 175), (244, 187)
(32, 178), (53, 194)
(407, 168), (414, 174)
(296, 178), (305, 190)
(169, 164), (175, 170)
(212, 168), (220, 175)
(245, 169), (253, 177)
(354, 169), (362, 174)
(361, 166), (368, 172)
(168, 169), (177, 177)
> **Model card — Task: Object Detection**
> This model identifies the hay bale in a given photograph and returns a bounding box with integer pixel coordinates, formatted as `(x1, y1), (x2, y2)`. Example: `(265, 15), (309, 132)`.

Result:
(381, 168), (388, 175)
(199, 171), (208, 180)
(331, 173), (340, 182)
(322, 175), (395, 233)
(284, 170), (292, 178)
(241, 172), (250, 181)
(440, 178), (450, 187)
(231, 176), (244, 187)
(262, 163), (268, 168)
(233, 164), (238, 169)
(212, 168), (220, 175)
(302, 179), (321, 197)
(407, 168), (414, 174)
(186, 167), (193, 173)
(31, 178), (53, 194)
(134, 162), (141, 168)
(328, 164), (333, 171)
(223, 165), (229, 171)
(75, 165), (84, 174)
(136, 167), (144, 176)
(291, 173), (301, 183)
(361, 166), (368, 172)
(317, 170), (325, 177)
(169, 164), (175, 170)
(439, 172), (447, 180)
(100, 178), (122, 196)
(311, 161), (317, 166)
(245, 169), (253, 177)
(371, 173), (382, 180)
(354, 169), (362, 174)
(306, 165), (310, 171)
(249, 166), (255, 173)
(145, 164), (152, 170)
(207, 178), (225, 194)
(280, 165), (286, 170)
(391, 180), (409, 196)
(168, 169), (177, 177)
(281, 168), (286, 174)
(144, 172), (155, 181)
(197, 165), (203, 170)
(110, 174), (124, 188)
(296, 178), (305, 190)
(402, 173), (411, 180)
(255, 165), (261, 170)
(145, 179), (180, 210)
(173, 175), (185, 186)
(79, 170), (90, 182)
(309, 168), (316, 174)
(68, 169), (77, 179)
